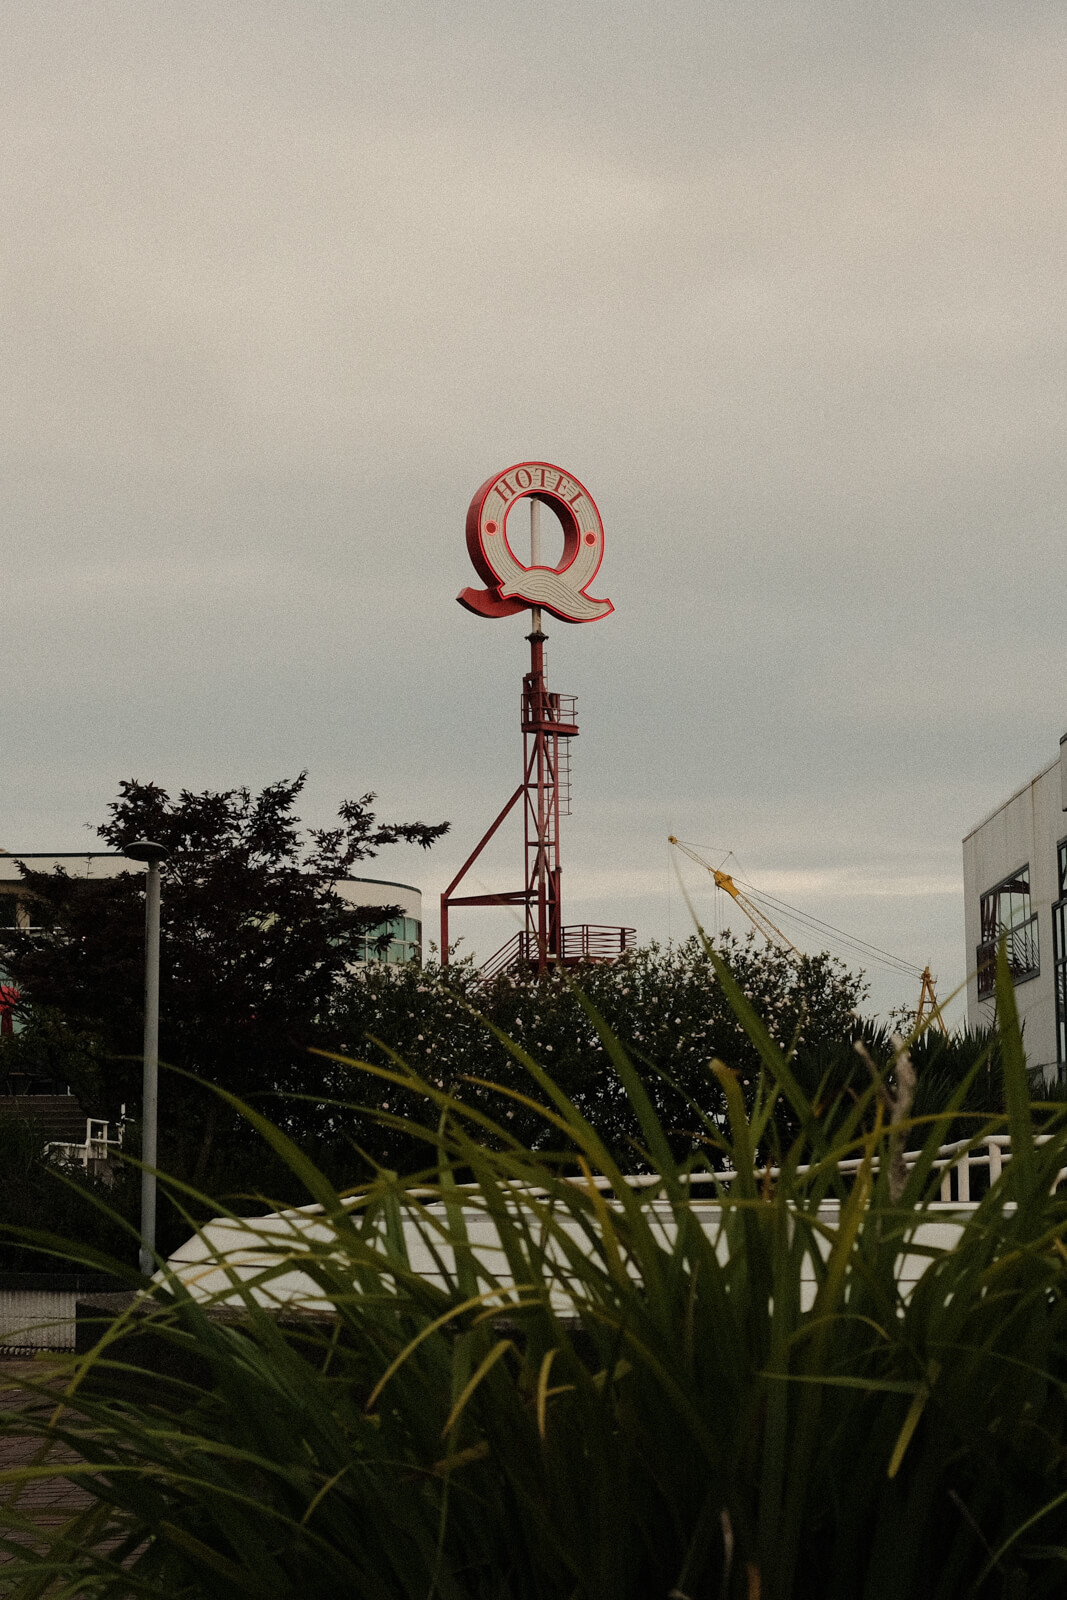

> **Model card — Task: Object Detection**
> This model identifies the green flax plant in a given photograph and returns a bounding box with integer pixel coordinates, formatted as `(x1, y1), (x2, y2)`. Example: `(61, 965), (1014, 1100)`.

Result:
(3, 943), (1067, 1599)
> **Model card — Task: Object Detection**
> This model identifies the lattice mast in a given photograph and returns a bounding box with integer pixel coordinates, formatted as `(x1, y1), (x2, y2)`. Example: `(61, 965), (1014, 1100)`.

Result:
(521, 501), (579, 967)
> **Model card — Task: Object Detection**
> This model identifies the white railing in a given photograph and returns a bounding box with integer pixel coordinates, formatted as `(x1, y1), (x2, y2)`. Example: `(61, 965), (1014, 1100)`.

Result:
(46, 1117), (122, 1173)
(405, 1133), (1062, 1204)
(163, 1131), (1067, 1319)
(667, 1132), (1066, 1203)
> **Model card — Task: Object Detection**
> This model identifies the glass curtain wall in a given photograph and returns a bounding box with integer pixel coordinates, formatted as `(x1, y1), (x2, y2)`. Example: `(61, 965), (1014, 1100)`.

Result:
(1054, 842), (1067, 1072)
(978, 865), (1039, 998)
(356, 916), (422, 966)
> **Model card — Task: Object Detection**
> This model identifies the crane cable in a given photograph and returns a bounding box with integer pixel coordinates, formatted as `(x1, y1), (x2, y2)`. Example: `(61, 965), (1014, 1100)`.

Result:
(732, 879), (924, 978)
(669, 837), (926, 981)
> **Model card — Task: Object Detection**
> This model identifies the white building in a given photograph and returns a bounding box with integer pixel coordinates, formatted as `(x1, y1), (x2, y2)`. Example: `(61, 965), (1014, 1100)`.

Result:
(0, 853), (129, 934)
(0, 853), (421, 963)
(962, 734), (1067, 1078)
(337, 876), (422, 964)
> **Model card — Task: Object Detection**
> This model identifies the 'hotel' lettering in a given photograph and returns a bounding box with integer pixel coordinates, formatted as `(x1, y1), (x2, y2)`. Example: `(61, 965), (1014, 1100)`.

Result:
(457, 460), (613, 626)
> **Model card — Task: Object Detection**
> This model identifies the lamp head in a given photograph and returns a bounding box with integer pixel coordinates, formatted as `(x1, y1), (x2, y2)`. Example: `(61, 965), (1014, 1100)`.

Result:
(124, 839), (170, 866)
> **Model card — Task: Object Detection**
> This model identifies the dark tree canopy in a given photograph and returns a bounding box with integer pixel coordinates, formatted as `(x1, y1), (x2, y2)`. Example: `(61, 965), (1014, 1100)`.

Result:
(322, 934), (871, 1171)
(0, 775), (448, 1178)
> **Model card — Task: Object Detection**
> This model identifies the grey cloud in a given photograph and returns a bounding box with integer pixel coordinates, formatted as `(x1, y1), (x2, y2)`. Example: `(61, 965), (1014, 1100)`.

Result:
(3, 0), (1066, 1023)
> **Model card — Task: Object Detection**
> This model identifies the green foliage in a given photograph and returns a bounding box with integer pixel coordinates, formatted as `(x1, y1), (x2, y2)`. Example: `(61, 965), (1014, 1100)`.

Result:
(0, 775), (447, 1182)
(0, 933), (868, 1265)
(0, 1116), (139, 1272)
(2, 942), (1067, 1597)
(323, 932), (866, 1168)
(780, 1022), (1005, 1150)
(0, 1005), (111, 1102)
(0, 1009), (142, 1269)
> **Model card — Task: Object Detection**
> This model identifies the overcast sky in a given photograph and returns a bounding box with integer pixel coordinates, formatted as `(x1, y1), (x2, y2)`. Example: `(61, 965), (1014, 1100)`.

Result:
(3, 1), (1065, 1020)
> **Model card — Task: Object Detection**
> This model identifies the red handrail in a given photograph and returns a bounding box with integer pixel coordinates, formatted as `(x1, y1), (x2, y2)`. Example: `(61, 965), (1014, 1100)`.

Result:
(480, 926), (636, 979)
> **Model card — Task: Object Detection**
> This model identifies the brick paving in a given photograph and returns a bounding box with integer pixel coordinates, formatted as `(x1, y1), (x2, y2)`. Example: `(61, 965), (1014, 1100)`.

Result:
(1, 1356), (94, 1582)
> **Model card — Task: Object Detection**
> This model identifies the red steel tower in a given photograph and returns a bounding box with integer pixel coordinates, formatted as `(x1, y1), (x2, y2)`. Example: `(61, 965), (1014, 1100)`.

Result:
(441, 461), (634, 976)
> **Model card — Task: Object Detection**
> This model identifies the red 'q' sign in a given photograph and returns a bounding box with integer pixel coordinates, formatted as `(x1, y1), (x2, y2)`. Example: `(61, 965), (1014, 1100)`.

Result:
(457, 461), (613, 624)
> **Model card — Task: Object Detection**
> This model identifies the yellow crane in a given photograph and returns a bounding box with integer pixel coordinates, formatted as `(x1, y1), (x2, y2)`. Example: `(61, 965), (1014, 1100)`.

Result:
(668, 836), (949, 1034)
(915, 966), (948, 1036)
(667, 836), (802, 957)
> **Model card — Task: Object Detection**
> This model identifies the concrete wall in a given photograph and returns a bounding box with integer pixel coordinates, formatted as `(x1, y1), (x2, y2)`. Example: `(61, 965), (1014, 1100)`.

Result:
(0, 1286), (78, 1352)
(0, 1276), (126, 1352)
(963, 754), (1065, 1074)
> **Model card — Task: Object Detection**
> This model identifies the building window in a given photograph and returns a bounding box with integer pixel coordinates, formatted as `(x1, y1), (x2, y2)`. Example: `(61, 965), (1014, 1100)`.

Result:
(977, 864), (1039, 999)
(1055, 842), (1067, 1066)
(356, 916), (422, 966)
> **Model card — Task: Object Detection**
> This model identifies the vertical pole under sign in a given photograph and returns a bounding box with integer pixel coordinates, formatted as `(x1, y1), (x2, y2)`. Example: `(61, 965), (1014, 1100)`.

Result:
(140, 858), (161, 1276)
(529, 496), (541, 616)
(124, 838), (168, 1278)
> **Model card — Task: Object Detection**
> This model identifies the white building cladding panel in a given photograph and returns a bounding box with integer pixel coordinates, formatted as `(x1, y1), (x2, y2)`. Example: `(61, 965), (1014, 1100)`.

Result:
(0, 852), (129, 889)
(0, 853), (130, 934)
(0, 854), (129, 879)
(963, 748), (1066, 1076)
(0, 856), (422, 965)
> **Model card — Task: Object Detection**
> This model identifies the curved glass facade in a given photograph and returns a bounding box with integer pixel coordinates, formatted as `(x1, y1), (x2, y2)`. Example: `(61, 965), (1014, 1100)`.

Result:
(355, 915), (422, 966)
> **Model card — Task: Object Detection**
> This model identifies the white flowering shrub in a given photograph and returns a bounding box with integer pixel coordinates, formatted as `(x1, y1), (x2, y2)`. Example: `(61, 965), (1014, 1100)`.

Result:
(321, 934), (866, 1170)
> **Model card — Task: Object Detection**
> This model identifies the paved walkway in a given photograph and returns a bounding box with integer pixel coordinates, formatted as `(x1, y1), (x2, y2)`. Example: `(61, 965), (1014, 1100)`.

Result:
(1, 1357), (94, 1581)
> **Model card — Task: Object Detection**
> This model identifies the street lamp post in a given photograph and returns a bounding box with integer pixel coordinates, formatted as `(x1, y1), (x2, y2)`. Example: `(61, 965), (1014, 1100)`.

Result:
(124, 839), (169, 1276)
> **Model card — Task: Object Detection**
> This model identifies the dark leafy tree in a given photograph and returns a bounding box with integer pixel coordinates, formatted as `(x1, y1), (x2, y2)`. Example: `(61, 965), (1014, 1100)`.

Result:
(0, 775), (448, 1182)
(0, 1005), (108, 1096)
